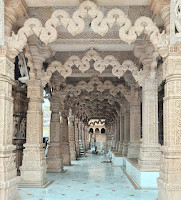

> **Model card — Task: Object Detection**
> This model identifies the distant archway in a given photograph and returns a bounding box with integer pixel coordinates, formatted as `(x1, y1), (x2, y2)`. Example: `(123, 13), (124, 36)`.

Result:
(101, 128), (105, 134)
(89, 128), (93, 133)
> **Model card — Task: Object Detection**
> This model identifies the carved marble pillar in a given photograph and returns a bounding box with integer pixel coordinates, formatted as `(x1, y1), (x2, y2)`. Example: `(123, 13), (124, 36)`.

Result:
(68, 110), (76, 161)
(122, 109), (130, 156)
(0, 48), (19, 200)
(20, 44), (51, 186)
(60, 109), (71, 166)
(114, 117), (120, 150)
(81, 122), (86, 152)
(138, 78), (161, 171)
(128, 92), (141, 158)
(47, 98), (63, 172)
(74, 118), (79, 157)
(20, 79), (47, 186)
(84, 125), (89, 150)
(118, 114), (124, 152)
(157, 48), (181, 200)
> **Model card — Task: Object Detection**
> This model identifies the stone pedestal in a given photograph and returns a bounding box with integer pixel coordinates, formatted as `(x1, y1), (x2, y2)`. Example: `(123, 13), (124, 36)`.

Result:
(157, 52), (181, 200)
(138, 78), (160, 171)
(0, 52), (19, 200)
(68, 114), (76, 161)
(128, 93), (141, 158)
(122, 109), (130, 156)
(20, 79), (47, 187)
(60, 110), (71, 166)
(47, 98), (63, 172)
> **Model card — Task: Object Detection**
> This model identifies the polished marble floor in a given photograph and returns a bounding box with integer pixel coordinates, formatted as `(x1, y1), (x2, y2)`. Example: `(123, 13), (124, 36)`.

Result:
(19, 154), (158, 200)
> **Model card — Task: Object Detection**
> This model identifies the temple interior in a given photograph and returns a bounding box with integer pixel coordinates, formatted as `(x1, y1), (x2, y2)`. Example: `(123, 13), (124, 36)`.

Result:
(1, 0), (181, 200)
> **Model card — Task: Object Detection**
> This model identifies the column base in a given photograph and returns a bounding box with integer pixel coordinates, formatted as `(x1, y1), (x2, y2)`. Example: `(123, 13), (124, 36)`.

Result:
(127, 142), (140, 158)
(60, 142), (71, 166)
(20, 145), (47, 187)
(47, 143), (63, 172)
(157, 178), (181, 200)
(0, 146), (20, 200)
(138, 144), (161, 171)
(157, 149), (181, 200)
(122, 142), (129, 156)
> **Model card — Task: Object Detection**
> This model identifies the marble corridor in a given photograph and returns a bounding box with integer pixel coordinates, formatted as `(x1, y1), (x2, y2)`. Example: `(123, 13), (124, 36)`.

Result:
(18, 154), (158, 200)
(2, 0), (181, 200)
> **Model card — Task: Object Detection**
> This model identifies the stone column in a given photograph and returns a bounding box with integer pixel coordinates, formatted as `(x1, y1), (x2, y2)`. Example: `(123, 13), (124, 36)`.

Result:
(47, 97), (63, 172)
(122, 108), (130, 156)
(74, 118), (79, 157)
(138, 77), (160, 171)
(20, 44), (51, 186)
(128, 90), (141, 158)
(60, 109), (71, 166)
(118, 114), (124, 152)
(0, 48), (19, 200)
(81, 122), (86, 152)
(115, 116), (120, 150)
(157, 47), (181, 200)
(84, 125), (89, 150)
(20, 78), (47, 186)
(68, 110), (76, 160)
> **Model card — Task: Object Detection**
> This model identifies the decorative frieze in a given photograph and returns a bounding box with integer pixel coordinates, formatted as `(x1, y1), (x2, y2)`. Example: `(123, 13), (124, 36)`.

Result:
(7, 0), (168, 57)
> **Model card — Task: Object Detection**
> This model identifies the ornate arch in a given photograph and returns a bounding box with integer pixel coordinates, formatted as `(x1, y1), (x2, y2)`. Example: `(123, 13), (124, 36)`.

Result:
(42, 49), (140, 81)
(7, 0), (168, 58)
(65, 77), (131, 102)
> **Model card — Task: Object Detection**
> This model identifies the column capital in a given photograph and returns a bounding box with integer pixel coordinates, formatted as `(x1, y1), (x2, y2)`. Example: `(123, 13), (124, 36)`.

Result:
(28, 43), (52, 80)
(150, 0), (170, 16)
(5, 0), (27, 36)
